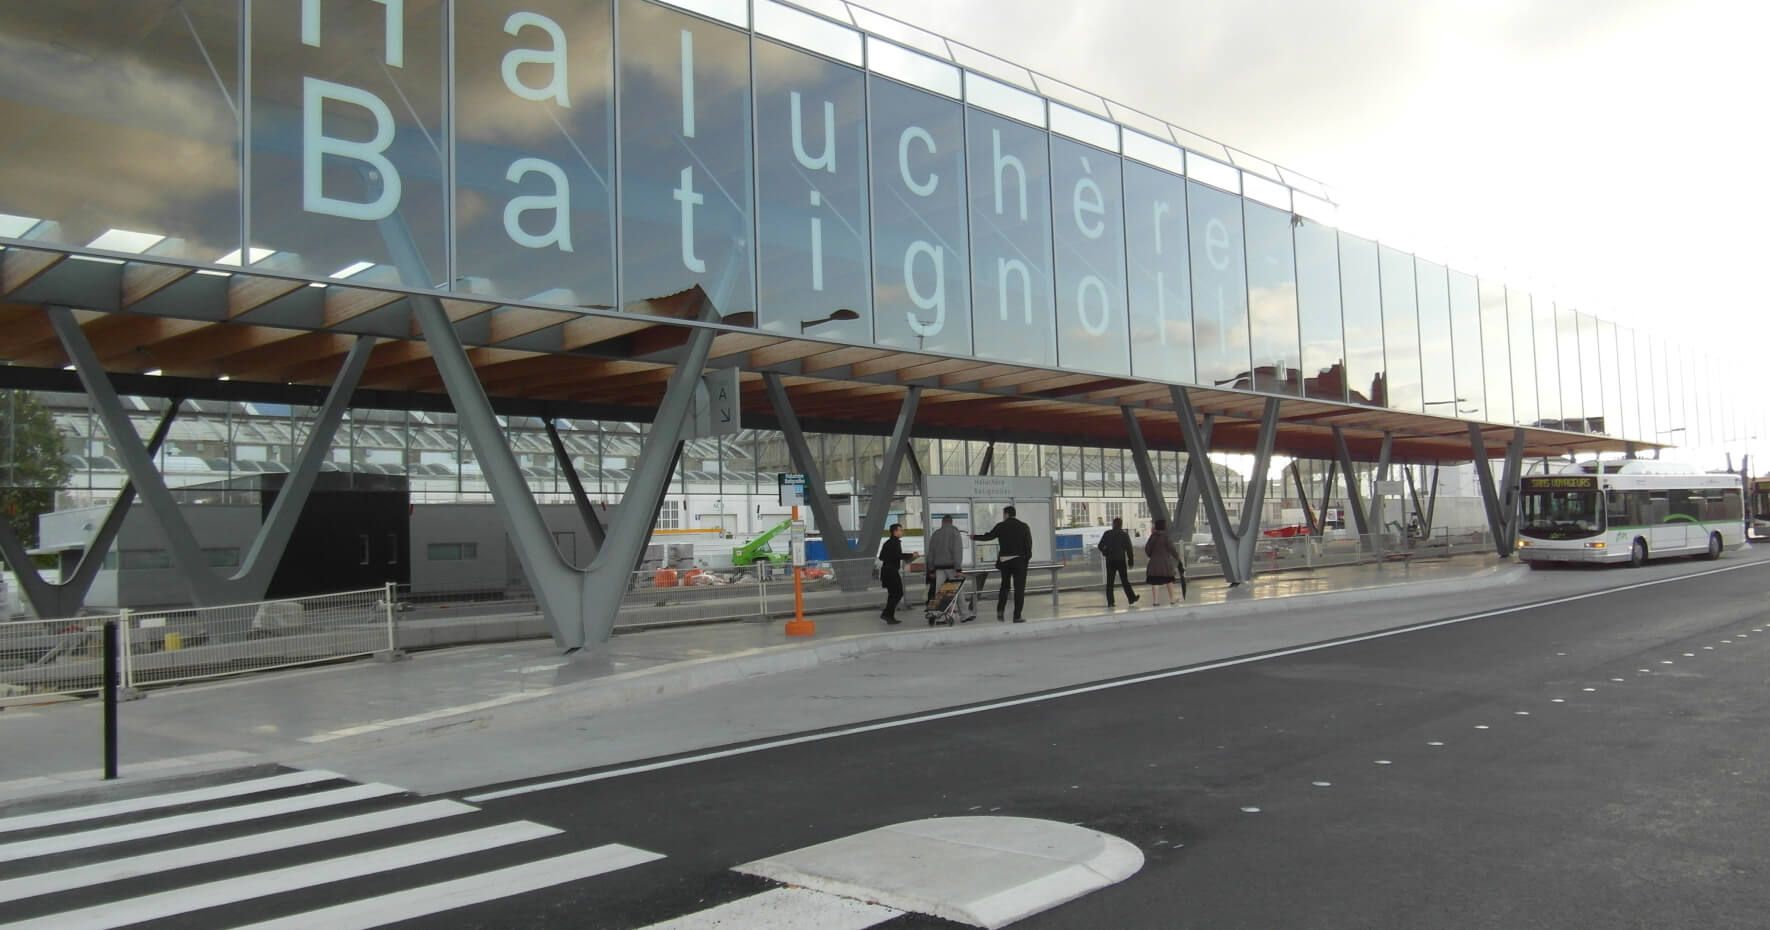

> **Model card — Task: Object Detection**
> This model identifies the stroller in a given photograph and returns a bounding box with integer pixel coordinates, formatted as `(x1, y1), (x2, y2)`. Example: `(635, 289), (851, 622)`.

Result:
(925, 569), (980, 626)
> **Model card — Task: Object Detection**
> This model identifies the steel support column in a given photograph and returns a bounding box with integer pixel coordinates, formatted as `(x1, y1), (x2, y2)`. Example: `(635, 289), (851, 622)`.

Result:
(0, 401), (179, 620)
(1174, 415), (1215, 541)
(977, 441), (995, 477)
(1368, 431), (1394, 551)
(1122, 407), (1172, 527)
(856, 386), (922, 569)
(1170, 388), (1281, 586)
(764, 372), (868, 591)
(1330, 427), (1371, 542)
(1470, 424), (1528, 558)
(1287, 462), (1319, 536)
(52, 307), (375, 607)
(543, 417), (606, 557)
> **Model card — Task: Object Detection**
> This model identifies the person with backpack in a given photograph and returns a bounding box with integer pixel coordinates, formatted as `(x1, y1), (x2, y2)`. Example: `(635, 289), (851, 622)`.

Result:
(1096, 517), (1140, 607)
(1143, 518), (1185, 606)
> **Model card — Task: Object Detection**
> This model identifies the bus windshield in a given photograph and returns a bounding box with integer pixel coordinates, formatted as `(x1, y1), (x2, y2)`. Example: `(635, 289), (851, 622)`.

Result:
(1519, 490), (1603, 539)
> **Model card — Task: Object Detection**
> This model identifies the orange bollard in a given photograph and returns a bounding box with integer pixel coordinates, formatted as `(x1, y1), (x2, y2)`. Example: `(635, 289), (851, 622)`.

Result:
(785, 505), (815, 636)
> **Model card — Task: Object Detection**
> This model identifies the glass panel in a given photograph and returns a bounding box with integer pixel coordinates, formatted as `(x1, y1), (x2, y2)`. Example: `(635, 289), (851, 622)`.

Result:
(1048, 103), (1118, 152)
(1294, 217), (1344, 403)
(1507, 287), (1538, 426)
(1601, 320), (1624, 438)
(1122, 131), (1185, 174)
(1645, 336), (1666, 443)
(1415, 258), (1454, 417)
(1448, 269), (1485, 420)
(1049, 136), (1129, 375)
(1241, 173), (1290, 210)
(1243, 201), (1300, 395)
(454, 0), (616, 308)
(1338, 234), (1384, 406)
(1124, 161), (1193, 384)
(868, 75), (970, 355)
(1377, 245), (1421, 412)
(618, 0), (754, 321)
(1530, 295), (1560, 428)
(1580, 313), (1605, 434)
(754, 38), (870, 341)
(0, 1), (241, 264)
(1186, 153), (1239, 194)
(754, 0), (863, 65)
(864, 37), (960, 99)
(1187, 181), (1250, 389)
(1478, 278), (1512, 424)
(967, 109), (1056, 367)
(1556, 304), (1582, 430)
(250, 0), (445, 283)
(964, 72), (1045, 127)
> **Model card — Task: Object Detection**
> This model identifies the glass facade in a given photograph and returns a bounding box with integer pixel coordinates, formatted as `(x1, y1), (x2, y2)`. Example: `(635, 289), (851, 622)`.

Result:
(0, 0), (1734, 449)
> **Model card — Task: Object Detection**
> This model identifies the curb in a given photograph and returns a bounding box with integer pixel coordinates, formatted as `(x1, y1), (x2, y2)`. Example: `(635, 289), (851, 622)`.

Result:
(279, 564), (1526, 760)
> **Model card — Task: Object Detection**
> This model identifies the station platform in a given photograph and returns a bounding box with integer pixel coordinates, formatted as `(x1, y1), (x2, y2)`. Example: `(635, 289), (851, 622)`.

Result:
(3, 548), (1763, 801)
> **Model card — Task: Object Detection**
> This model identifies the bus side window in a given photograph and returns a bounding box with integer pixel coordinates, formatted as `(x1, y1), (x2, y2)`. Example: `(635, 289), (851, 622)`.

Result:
(1605, 491), (1631, 526)
(1671, 492), (1703, 521)
(1717, 489), (1742, 521)
(1648, 492), (1671, 524)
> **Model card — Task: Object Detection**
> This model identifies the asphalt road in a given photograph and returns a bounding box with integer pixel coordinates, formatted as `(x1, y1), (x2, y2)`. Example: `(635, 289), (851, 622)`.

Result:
(5, 556), (1768, 928)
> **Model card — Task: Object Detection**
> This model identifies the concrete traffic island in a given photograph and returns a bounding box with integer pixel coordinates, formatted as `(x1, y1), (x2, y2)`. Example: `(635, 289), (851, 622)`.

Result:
(737, 816), (1143, 929)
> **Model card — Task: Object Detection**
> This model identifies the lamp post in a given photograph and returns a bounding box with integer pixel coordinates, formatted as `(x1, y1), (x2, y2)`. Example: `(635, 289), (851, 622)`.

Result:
(800, 308), (859, 334)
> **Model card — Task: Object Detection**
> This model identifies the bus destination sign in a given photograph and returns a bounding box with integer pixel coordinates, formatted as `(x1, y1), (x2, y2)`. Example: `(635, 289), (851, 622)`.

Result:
(1521, 476), (1598, 491)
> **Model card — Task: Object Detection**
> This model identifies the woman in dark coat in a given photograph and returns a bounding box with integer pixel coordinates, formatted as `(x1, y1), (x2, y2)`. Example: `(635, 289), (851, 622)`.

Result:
(1143, 518), (1184, 606)
(877, 523), (917, 624)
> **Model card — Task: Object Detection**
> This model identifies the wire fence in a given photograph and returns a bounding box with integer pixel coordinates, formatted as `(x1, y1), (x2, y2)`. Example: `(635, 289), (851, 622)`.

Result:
(0, 585), (395, 704)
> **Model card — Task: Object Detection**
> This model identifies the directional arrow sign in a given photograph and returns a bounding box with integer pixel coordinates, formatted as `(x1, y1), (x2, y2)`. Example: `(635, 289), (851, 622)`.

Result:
(685, 368), (741, 440)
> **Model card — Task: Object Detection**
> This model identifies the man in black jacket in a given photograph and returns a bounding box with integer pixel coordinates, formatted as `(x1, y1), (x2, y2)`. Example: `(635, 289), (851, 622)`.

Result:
(973, 505), (1033, 622)
(877, 523), (917, 624)
(1097, 517), (1140, 607)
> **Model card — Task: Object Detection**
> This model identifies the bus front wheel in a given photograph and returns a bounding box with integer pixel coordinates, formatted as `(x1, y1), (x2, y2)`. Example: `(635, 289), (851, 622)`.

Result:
(1629, 539), (1648, 568)
(1706, 533), (1723, 561)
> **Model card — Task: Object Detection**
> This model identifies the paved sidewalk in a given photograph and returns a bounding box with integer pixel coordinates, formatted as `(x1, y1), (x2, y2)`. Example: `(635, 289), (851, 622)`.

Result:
(5, 550), (1761, 800)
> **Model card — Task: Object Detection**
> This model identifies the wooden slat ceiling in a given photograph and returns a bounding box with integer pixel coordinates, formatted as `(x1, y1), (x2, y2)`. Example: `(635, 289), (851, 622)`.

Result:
(0, 245), (1648, 464)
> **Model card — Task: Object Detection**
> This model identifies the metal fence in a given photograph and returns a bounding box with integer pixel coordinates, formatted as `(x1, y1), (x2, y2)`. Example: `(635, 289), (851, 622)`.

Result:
(0, 585), (395, 704)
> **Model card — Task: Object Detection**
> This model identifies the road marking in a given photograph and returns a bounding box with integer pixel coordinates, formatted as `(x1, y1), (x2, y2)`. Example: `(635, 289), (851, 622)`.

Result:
(468, 559), (1770, 802)
(636, 886), (902, 929)
(0, 769), (341, 835)
(230, 844), (665, 930)
(0, 782), (404, 864)
(301, 691), (553, 742)
(0, 821), (560, 930)
(0, 799), (474, 905)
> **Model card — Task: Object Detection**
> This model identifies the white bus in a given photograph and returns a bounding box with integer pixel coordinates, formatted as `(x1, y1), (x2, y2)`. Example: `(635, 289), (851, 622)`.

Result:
(1516, 462), (1744, 568)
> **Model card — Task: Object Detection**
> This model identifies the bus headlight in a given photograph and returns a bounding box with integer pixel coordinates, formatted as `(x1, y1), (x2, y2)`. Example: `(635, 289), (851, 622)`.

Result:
(1584, 541), (1606, 549)
(1517, 539), (1532, 547)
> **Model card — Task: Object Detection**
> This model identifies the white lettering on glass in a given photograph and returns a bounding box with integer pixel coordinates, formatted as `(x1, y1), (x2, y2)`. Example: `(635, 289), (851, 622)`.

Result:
(679, 29), (696, 139)
(905, 241), (945, 337)
(302, 0), (403, 67)
(790, 92), (835, 173)
(302, 77), (402, 221)
(1206, 217), (1229, 352)
(991, 129), (1026, 221)
(809, 190), (824, 291)
(501, 12), (569, 107)
(1072, 157), (1103, 239)
(997, 258), (1032, 323)
(673, 167), (706, 273)
(504, 158), (572, 251)
(1077, 276), (1109, 334)
(898, 127), (937, 197)
(1152, 201), (1171, 345)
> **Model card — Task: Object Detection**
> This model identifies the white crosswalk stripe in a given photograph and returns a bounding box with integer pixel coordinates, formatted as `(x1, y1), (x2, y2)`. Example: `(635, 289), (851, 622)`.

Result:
(0, 767), (668, 930)
(635, 887), (902, 930)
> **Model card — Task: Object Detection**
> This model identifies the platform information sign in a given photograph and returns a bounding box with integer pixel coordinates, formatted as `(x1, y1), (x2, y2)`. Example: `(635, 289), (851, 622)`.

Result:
(778, 472), (806, 507)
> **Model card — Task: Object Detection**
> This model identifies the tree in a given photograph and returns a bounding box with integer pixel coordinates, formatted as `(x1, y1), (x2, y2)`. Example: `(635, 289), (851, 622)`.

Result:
(0, 390), (72, 551)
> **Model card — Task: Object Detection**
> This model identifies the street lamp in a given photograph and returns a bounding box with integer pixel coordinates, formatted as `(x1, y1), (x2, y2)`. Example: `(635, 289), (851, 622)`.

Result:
(800, 308), (859, 333)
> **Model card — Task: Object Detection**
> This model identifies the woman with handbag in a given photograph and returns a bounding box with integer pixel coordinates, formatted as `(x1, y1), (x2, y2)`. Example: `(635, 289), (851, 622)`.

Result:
(1143, 518), (1184, 606)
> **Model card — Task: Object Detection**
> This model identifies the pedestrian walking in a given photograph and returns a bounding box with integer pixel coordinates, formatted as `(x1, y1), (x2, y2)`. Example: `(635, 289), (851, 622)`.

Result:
(877, 523), (917, 624)
(1143, 518), (1184, 606)
(1097, 517), (1140, 607)
(972, 505), (1033, 622)
(925, 514), (964, 602)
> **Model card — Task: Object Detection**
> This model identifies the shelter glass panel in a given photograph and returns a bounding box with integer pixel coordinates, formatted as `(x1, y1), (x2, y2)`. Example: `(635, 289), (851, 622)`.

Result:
(967, 109), (1056, 367)
(1478, 277), (1512, 424)
(249, 0), (446, 283)
(1415, 259), (1455, 417)
(1049, 136), (1130, 375)
(454, 0), (616, 309)
(1601, 320), (1625, 439)
(1338, 233), (1384, 406)
(1123, 161), (1194, 384)
(1506, 287), (1537, 426)
(1632, 330), (1656, 441)
(1187, 181), (1251, 390)
(1448, 269), (1485, 421)
(1244, 201), (1301, 395)
(618, 0), (755, 322)
(0, 1), (241, 265)
(1556, 304), (1582, 430)
(1378, 245), (1421, 412)
(755, 38), (871, 342)
(1581, 313), (1606, 434)
(1294, 217), (1344, 403)
(1529, 293), (1560, 427)
(868, 75), (971, 355)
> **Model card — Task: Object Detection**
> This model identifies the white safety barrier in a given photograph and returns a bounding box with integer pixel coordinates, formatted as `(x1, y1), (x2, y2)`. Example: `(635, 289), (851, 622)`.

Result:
(0, 615), (118, 706)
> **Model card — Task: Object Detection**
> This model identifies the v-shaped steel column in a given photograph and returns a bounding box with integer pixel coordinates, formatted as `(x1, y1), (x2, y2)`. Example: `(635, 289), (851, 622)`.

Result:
(1170, 388), (1281, 586)
(1174, 415), (1215, 540)
(1287, 461), (1322, 536)
(1470, 424), (1528, 557)
(1330, 427), (1370, 542)
(51, 307), (374, 607)
(0, 400), (179, 619)
(543, 417), (606, 558)
(1122, 407), (1172, 527)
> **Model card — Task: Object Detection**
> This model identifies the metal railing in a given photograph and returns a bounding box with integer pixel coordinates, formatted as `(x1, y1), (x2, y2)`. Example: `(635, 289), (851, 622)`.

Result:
(0, 585), (396, 704)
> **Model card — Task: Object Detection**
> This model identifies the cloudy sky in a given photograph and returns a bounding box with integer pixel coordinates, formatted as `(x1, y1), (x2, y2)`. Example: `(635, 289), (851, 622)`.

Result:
(861, 0), (1769, 349)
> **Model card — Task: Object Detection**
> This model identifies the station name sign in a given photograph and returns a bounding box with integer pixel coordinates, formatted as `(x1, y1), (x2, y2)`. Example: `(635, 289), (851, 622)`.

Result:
(1521, 476), (1597, 491)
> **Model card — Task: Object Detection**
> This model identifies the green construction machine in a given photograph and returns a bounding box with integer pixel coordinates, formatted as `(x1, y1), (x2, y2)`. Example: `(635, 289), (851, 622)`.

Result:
(731, 518), (795, 569)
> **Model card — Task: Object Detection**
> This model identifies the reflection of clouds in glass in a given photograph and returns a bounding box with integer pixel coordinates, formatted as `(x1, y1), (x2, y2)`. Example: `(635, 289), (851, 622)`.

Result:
(454, 6), (615, 142)
(622, 0), (753, 89)
(1249, 282), (1297, 333)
